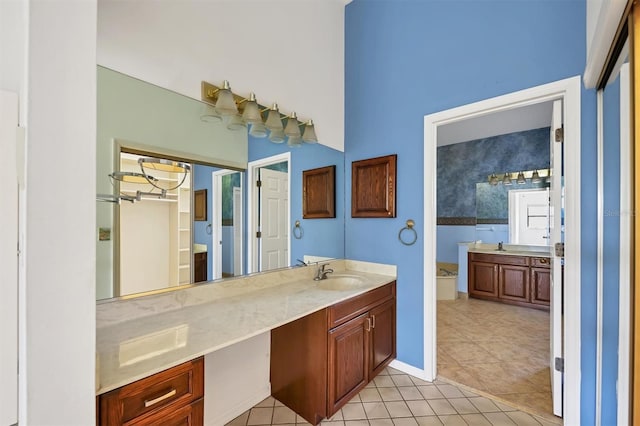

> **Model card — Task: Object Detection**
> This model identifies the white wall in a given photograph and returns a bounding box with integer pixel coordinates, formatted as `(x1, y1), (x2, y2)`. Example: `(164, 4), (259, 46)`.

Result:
(204, 332), (271, 426)
(97, 0), (346, 152)
(1, 0), (97, 423)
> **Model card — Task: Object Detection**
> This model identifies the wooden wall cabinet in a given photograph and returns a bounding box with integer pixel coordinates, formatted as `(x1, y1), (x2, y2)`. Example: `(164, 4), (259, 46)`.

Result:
(351, 155), (397, 218)
(194, 189), (207, 221)
(303, 165), (336, 219)
(97, 357), (204, 426)
(271, 282), (396, 424)
(468, 252), (550, 310)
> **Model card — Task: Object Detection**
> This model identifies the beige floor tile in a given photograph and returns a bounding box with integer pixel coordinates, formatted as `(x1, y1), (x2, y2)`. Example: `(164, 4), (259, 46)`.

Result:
(387, 367), (404, 375)
(492, 392), (552, 417)
(379, 386), (403, 401)
(392, 375), (416, 387)
(447, 398), (478, 415)
(414, 416), (443, 426)
(504, 411), (544, 425)
(328, 411), (344, 421)
(406, 400), (435, 417)
(359, 387), (383, 402)
(247, 407), (274, 425)
(467, 397), (501, 413)
(256, 397), (277, 407)
(410, 376), (433, 386)
(417, 385), (445, 400)
(436, 415), (467, 426)
(492, 401), (518, 412)
(227, 410), (250, 426)
(482, 412), (517, 425)
(363, 401), (390, 419)
(460, 414), (492, 425)
(272, 406), (297, 424)
(375, 375), (397, 388)
(436, 366), (488, 392)
(342, 403), (367, 420)
(344, 421), (369, 426)
(392, 418), (419, 426)
(398, 386), (424, 401)
(385, 401), (412, 418)
(426, 399), (457, 416)
(370, 420), (394, 426)
(435, 384), (464, 399)
(321, 422), (343, 426)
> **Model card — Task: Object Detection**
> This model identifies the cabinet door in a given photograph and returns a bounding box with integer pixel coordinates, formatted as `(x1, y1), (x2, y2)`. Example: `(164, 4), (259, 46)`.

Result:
(194, 252), (207, 283)
(498, 264), (530, 303)
(129, 399), (203, 426)
(468, 261), (498, 297)
(530, 267), (551, 306)
(369, 299), (396, 378)
(327, 313), (369, 415)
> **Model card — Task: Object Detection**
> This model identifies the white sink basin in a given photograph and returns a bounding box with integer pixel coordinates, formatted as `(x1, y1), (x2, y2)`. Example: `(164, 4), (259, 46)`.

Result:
(316, 274), (367, 291)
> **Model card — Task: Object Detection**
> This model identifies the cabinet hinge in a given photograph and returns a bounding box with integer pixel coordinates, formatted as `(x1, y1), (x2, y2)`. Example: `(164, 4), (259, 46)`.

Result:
(554, 126), (564, 143)
(256, 180), (262, 187)
(555, 242), (565, 257)
(256, 231), (262, 238)
(555, 357), (564, 372)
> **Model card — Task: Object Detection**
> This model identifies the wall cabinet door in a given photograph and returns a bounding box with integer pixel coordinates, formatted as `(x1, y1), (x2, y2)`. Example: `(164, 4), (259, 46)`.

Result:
(498, 264), (530, 303)
(469, 261), (498, 297)
(369, 299), (396, 378)
(530, 267), (551, 306)
(327, 313), (369, 415)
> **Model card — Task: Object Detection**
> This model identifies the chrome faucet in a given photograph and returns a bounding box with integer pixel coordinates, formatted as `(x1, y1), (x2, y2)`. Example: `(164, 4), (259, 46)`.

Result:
(498, 241), (504, 251)
(314, 263), (334, 281)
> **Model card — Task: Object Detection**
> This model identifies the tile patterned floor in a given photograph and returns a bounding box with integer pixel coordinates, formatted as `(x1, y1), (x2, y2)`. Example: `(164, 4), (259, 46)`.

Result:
(226, 367), (560, 426)
(436, 298), (555, 421)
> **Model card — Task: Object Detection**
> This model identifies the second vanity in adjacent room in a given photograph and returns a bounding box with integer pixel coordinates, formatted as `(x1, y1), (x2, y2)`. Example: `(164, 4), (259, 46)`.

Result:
(465, 243), (552, 310)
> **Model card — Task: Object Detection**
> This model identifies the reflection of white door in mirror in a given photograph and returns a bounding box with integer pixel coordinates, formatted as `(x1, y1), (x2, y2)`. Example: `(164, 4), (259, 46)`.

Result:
(211, 170), (244, 280)
(259, 168), (289, 271)
(508, 188), (551, 245)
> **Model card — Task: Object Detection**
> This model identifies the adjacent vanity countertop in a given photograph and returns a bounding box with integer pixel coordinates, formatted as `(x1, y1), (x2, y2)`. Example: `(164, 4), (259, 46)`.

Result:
(95, 259), (396, 395)
(467, 243), (552, 258)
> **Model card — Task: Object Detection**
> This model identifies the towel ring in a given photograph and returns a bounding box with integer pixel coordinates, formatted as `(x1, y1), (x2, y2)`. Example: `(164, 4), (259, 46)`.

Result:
(206, 223), (212, 235)
(398, 219), (417, 246)
(293, 220), (303, 240)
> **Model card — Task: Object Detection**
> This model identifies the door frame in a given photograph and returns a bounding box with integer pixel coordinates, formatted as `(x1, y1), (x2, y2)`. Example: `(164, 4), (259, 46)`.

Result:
(423, 76), (581, 424)
(211, 169), (244, 280)
(246, 152), (291, 274)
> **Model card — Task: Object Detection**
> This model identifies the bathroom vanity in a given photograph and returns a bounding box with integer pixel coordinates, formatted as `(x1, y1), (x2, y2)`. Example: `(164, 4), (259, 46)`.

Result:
(95, 260), (396, 426)
(467, 247), (551, 310)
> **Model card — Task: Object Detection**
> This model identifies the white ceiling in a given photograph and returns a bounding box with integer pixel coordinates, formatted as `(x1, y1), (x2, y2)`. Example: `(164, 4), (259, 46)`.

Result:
(97, 0), (347, 151)
(437, 100), (554, 146)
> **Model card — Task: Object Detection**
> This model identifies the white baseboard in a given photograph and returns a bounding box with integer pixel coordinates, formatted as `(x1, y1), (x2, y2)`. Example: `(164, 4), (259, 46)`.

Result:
(388, 359), (431, 382)
(206, 383), (271, 426)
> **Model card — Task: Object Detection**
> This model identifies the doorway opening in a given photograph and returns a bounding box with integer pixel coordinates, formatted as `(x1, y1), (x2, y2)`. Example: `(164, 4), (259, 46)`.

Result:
(211, 169), (244, 280)
(424, 76), (582, 424)
(247, 153), (291, 274)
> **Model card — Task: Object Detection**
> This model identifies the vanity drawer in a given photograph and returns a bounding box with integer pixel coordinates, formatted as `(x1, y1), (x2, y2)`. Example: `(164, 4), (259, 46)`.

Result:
(99, 357), (204, 426)
(530, 257), (551, 268)
(328, 281), (395, 329)
(469, 252), (529, 266)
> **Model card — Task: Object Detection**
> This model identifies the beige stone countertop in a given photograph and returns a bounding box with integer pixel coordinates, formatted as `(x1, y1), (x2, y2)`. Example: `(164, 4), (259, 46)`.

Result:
(468, 243), (552, 258)
(95, 260), (396, 395)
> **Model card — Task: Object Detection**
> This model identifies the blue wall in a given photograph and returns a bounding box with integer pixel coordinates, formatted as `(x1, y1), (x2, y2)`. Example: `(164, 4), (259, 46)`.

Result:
(345, 0), (599, 421)
(437, 128), (550, 218)
(248, 138), (346, 262)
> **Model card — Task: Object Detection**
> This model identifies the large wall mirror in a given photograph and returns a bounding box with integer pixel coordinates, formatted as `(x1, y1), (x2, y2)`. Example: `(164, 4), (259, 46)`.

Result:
(96, 66), (345, 301)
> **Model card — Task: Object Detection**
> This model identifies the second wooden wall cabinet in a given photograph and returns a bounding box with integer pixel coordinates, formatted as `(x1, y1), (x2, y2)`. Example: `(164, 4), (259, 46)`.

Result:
(351, 155), (397, 218)
(271, 282), (397, 424)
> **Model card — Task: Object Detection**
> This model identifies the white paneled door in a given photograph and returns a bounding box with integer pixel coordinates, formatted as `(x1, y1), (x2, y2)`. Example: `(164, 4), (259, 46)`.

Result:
(259, 168), (289, 271)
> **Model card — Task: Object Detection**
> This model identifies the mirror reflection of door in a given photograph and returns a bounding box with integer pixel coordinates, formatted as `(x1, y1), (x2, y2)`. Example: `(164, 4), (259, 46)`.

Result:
(258, 166), (289, 271)
(508, 188), (551, 245)
(210, 170), (243, 280)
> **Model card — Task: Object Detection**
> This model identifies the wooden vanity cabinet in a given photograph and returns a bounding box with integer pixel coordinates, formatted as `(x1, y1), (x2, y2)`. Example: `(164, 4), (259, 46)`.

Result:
(468, 253), (550, 310)
(97, 357), (204, 426)
(194, 252), (207, 283)
(271, 281), (396, 425)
